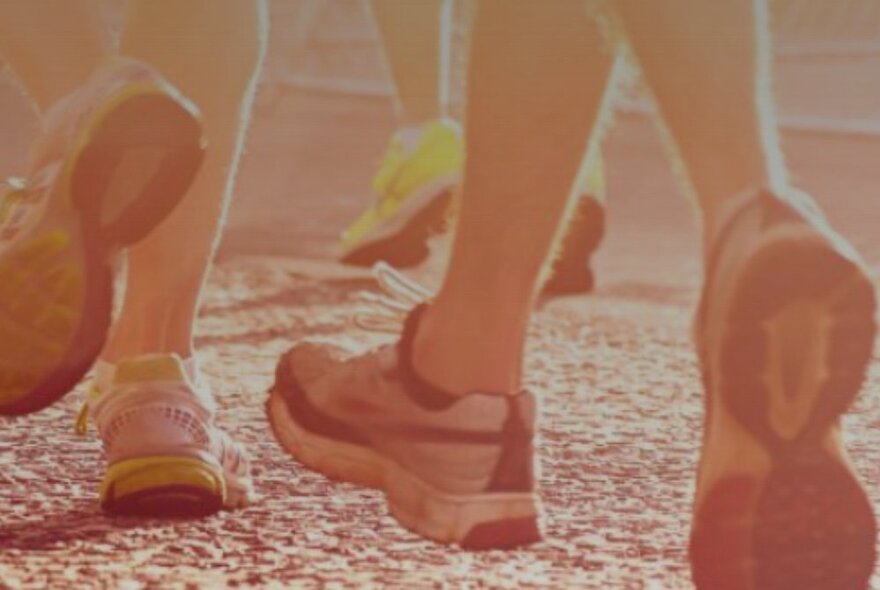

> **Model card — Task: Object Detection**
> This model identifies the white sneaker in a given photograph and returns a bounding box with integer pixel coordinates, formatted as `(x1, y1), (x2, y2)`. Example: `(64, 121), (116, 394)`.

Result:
(82, 353), (254, 516)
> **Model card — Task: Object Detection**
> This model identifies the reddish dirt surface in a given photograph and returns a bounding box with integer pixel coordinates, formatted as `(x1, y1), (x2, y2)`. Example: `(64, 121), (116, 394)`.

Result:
(3, 3), (880, 588)
(2, 255), (880, 588)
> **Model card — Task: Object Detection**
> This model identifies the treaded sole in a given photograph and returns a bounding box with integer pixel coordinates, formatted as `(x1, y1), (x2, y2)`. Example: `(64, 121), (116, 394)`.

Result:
(267, 391), (542, 549)
(691, 233), (877, 590)
(100, 456), (225, 518)
(340, 188), (451, 269)
(0, 88), (204, 416)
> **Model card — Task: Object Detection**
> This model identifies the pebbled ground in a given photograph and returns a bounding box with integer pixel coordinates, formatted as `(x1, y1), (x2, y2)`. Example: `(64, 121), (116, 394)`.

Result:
(2, 256), (880, 589)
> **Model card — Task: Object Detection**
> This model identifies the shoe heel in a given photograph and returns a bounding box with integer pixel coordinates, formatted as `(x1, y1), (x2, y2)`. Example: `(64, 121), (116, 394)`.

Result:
(691, 452), (876, 590)
(385, 463), (542, 550)
(696, 234), (879, 589)
(100, 455), (225, 517)
(70, 89), (204, 248)
(340, 189), (451, 269)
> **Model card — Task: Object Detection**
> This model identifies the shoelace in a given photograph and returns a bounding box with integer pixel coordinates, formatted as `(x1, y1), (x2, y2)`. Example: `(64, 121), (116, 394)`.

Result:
(353, 261), (434, 333)
(74, 385), (99, 436)
(0, 177), (37, 241)
(0, 163), (61, 243)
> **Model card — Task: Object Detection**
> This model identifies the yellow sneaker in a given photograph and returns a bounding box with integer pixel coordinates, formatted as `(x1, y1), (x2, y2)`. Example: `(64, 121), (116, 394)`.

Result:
(0, 57), (204, 416)
(340, 118), (463, 268)
(341, 119), (607, 295)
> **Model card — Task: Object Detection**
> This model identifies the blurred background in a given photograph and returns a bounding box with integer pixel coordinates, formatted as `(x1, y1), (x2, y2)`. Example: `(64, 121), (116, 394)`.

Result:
(1, 0), (880, 295)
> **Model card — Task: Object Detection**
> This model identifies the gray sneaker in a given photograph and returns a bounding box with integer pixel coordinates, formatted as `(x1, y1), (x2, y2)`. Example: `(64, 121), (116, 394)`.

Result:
(690, 188), (877, 589)
(267, 304), (542, 549)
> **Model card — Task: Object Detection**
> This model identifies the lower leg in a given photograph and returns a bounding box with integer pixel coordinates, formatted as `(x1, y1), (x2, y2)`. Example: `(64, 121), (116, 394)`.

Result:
(0, 0), (105, 111)
(369, 0), (448, 126)
(614, 0), (786, 248)
(102, 0), (267, 362)
(412, 0), (614, 395)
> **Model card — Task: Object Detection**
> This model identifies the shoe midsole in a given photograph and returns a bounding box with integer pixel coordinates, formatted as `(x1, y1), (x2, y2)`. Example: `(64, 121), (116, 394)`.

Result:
(267, 391), (540, 543)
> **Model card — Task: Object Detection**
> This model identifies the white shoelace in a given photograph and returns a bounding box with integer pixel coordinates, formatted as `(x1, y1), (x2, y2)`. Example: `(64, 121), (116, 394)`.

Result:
(353, 261), (434, 333)
(0, 163), (62, 243)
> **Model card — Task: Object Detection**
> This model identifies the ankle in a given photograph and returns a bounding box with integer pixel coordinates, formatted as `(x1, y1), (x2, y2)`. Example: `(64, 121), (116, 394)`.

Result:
(408, 304), (524, 396)
(102, 343), (195, 365)
(103, 326), (195, 364)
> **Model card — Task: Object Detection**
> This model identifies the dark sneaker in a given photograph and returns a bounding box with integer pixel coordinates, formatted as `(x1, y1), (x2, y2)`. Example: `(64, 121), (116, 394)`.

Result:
(267, 304), (542, 549)
(543, 195), (605, 296)
(342, 126), (607, 298)
(0, 57), (204, 416)
(690, 188), (877, 589)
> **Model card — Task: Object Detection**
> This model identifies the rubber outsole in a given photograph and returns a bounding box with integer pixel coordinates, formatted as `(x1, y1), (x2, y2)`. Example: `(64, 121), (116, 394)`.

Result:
(342, 191), (606, 299)
(100, 456), (225, 518)
(340, 188), (452, 269)
(691, 232), (877, 590)
(266, 391), (542, 549)
(0, 88), (204, 416)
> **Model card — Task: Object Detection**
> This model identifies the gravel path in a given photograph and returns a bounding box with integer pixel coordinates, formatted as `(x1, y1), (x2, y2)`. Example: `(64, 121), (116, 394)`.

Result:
(2, 256), (880, 589)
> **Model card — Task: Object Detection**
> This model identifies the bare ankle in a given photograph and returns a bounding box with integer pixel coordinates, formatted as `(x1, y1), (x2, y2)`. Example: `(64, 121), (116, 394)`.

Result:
(409, 304), (524, 396)
(103, 323), (195, 363)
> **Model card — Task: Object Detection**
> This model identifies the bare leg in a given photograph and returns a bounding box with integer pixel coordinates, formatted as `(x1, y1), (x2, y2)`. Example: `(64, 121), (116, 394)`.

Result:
(368, 0), (449, 126)
(412, 0), (616, 395)
(613, 0), (787, 247)
(102, 0), (267, 362)
(0, 0), (105, 111)
(0, 0), (266, 362)
(614, 4), (878, 587)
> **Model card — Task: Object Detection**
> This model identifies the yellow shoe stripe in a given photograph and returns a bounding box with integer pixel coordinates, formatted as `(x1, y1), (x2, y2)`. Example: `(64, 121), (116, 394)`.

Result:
(100, 456), (225, 505)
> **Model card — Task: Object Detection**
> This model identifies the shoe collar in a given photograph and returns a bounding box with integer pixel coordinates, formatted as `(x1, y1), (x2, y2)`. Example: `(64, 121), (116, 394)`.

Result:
(395, 304), (532, 411)
(77, 353), (215, 435)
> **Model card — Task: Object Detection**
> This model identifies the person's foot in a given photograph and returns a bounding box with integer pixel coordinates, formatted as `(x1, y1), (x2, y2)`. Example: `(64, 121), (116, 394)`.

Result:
(542, 195), (606, 296)
(339, 118), (462, 268)
(0, 57), (204, 416)
(82, 353), (254, 517)
(690, 188), (877, 589)
(267, 304), (542, 549)
(341, 121), (607, 296)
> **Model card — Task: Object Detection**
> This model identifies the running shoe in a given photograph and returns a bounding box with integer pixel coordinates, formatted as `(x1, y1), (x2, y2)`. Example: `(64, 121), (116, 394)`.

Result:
(543, 195), (606, 296)
(339, 118), (463, 268)
(341, 120), (607, 296)
(0, 57), (204, 416)
(81, 353), (254, 516)
(267, 302), (542, 549)
(543, 148), (607, 295)
(689, 188), (877, 590)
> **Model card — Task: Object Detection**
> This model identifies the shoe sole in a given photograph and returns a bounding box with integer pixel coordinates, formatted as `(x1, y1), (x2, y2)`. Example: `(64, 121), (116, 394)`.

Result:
(0, 86), (204, 416)
(340, 183), (453, 269)
(691, 229), (877, 589)
(100, 455), (253, 517)
(266, 391), (542, 549)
